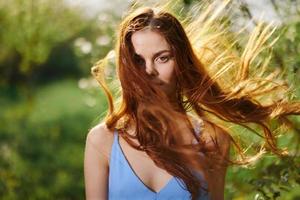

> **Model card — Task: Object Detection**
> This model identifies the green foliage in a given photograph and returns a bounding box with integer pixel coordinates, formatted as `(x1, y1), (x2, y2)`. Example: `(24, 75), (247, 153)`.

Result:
(249, 157), (300, 200)
(0, 0), (300, 199)
(0, 0), (86, 73)
(0, 80), (106, 199)
(225, 156), (300, 200)
(271, 21), (300, 99)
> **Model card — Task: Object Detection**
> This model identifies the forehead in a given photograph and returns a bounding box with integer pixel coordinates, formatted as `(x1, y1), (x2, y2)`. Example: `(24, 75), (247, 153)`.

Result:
(131, 28), (170, 56)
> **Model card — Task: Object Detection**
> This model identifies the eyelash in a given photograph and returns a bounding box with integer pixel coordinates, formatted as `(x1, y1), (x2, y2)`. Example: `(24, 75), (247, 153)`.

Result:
(134, 55), (171, 65)
(156, 55), (170, 63)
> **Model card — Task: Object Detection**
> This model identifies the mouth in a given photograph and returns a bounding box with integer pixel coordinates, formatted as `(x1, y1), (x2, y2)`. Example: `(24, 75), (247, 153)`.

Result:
(152, 79), (165, 85)
(152, 79), (164, 85)
(156, 82), (164, 87)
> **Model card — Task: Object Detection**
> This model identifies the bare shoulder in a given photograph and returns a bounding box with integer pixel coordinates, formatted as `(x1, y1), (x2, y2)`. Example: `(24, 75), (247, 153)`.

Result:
(87, 122), (114, 142)
(84, 122), (113, 199)
(85, 122), (115, 162)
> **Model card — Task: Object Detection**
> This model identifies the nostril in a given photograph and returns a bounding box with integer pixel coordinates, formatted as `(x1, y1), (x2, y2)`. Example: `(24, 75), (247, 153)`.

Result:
(148, 68), (159, 76)
(145, 62), (158, 76)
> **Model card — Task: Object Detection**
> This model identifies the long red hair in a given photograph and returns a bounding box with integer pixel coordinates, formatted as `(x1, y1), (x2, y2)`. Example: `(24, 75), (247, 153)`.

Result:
(92, 2), (300, 199)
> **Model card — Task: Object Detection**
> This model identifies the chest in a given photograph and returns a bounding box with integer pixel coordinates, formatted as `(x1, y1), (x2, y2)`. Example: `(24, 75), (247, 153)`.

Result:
(114, 125), (203, 193)
(117, 136), (175, 193)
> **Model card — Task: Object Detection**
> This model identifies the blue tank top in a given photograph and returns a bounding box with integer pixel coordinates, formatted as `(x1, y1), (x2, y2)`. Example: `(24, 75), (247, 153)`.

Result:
(108, 128), (210, 200)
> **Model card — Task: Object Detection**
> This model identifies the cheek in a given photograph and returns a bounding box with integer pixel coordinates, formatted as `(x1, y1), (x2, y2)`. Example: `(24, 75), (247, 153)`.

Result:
(157, 62), (176, 83)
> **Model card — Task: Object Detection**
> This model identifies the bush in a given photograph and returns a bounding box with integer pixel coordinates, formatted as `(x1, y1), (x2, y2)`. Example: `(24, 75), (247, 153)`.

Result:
(0, 79), (106, 199)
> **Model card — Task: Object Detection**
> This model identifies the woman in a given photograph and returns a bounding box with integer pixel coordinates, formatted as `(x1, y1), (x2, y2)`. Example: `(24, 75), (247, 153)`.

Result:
(84, 2), (300, 200)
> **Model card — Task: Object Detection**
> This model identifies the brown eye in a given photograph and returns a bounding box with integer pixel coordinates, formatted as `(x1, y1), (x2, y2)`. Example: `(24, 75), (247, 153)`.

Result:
(156, 55), (171, 63)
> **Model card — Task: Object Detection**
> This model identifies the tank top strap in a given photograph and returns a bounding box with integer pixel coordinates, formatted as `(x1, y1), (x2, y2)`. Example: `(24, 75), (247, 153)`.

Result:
(113, 128), (118, 143)
(187, 114), (204, 135)
(196, 119), (204, 136)
(110, 128), (129, 164)
(109, 128), (121, 165)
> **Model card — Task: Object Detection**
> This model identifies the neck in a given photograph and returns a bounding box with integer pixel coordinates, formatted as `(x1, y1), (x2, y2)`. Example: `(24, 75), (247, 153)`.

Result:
(168, 93), (184, 113)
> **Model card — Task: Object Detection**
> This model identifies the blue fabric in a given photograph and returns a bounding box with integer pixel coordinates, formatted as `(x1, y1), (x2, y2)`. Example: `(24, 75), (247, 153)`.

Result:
(108, 129), (210, 200)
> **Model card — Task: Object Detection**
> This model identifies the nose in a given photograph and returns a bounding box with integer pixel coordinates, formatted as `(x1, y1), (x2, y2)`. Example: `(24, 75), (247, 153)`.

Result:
(145, 61), (158, 77)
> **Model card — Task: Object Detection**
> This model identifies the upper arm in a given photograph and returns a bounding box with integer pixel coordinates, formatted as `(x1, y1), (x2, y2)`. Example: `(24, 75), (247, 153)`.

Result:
(201, 120), (231, 200)
(84, 123), (113, 200)
(201, 120), (231, 160)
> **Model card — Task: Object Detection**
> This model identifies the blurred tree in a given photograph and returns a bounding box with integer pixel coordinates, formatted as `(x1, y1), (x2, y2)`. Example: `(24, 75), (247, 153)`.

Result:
(0, 0), (299, 199)
(0, 0), (87, 86)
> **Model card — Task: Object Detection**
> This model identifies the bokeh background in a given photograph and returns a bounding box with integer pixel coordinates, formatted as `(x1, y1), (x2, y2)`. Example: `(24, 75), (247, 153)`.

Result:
(0, 0), (299, 199)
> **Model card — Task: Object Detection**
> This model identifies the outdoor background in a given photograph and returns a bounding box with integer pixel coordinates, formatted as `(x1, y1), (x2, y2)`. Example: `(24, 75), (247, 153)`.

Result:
(0, 0), (299, 199)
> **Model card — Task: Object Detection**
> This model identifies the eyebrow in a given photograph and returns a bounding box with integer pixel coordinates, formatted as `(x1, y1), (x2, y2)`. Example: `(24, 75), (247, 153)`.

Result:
(134, 49), (171, 59)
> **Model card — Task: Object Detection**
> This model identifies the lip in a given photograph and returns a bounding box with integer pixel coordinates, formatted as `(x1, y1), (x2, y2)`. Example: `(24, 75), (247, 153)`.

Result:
(152, 80), (164, 85)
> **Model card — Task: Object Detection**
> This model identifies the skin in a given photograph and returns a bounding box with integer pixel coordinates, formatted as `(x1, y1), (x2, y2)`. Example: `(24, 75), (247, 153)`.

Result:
(131, 28), (177, 100)
(84, 28), (230, 200)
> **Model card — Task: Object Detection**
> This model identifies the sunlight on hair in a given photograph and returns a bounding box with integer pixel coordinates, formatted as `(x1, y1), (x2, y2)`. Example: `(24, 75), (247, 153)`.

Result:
(91, 1), (300, 198)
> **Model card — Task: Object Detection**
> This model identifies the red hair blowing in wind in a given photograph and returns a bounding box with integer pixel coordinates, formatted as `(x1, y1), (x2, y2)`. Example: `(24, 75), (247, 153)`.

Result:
(89, 1), (300, 199)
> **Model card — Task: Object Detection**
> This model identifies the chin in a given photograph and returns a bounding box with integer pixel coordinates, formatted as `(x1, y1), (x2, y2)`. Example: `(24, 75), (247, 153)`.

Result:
(158, 83), (176, 97)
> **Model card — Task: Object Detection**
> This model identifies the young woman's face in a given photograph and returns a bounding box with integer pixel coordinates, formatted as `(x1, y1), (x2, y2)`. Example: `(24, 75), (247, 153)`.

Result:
(131, 28), (177, 98)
